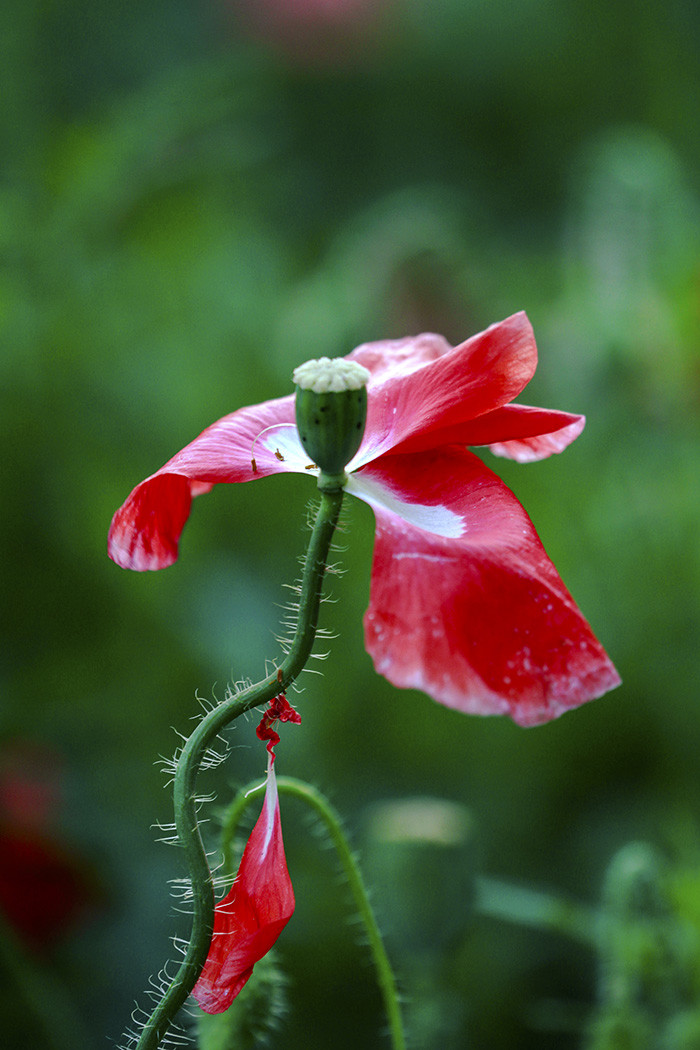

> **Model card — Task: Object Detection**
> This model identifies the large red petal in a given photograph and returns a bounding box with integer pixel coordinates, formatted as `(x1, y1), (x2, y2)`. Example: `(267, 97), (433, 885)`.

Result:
(347, 313), (538, 468)
(350, 450), (620, 726)
(391, 404), (586, 463)
(108, 396), (305, 570)
(193, 764), (294, 1014)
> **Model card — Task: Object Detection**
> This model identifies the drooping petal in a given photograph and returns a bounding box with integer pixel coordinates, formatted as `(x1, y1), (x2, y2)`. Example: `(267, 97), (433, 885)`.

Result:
(108, 395), (308, 570)
(389, 404), (586, 463)
(349, 450), (620, 727)
(192, 761), (294, 1014)
(481, 407), (586, 462)
(346, 313), (538, 468)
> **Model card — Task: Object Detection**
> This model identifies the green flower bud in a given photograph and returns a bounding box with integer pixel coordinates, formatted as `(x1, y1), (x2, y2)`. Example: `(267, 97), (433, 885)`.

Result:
(363, 797), (476, 952)
(293, 357), (370, 487)
(603, 842), (667, 921)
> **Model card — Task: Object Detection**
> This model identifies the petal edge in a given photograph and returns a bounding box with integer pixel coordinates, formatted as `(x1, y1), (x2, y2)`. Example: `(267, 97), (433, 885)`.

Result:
(108, 395), (305, 571)
(353, 451), (620, 726)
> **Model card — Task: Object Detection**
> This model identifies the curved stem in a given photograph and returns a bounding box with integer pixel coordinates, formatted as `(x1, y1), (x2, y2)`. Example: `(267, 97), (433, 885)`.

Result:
(221, 777), (407, 1050)
(135, 487), (344, 1050)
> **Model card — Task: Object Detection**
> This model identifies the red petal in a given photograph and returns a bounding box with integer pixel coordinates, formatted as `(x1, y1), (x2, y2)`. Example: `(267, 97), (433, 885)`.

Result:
(192, 764), (294, 1013)
(347, 313), (538, 468)
(392, 404), (586, 463)
(108, 396), (304, 570)
(351, 450), (620, 727)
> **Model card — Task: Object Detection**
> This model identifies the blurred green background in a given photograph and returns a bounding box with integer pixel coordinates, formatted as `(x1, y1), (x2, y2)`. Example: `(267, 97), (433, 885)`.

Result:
(1, 0), (699, 1047)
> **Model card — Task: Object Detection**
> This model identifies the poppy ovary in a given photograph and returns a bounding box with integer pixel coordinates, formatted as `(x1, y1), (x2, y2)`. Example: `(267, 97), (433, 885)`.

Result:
(293, 356), (370, 487)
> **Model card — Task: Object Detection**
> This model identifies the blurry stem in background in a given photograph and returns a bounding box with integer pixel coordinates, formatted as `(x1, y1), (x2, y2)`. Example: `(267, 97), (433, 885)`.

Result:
(221, 776), (407, 1050)
(134, 486), (345, 1050)
(0, 909), (92, 1050)
(475, 876), (600, 947)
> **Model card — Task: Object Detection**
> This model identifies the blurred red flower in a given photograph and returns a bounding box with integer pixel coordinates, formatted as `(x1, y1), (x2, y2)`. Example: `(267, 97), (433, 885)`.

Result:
(109, 313), (620, 726)
(0, 744), (94, 951)
(229, 0), (389, 66)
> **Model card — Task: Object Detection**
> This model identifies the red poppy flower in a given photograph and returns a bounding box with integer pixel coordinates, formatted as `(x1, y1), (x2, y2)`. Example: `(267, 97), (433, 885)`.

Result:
(109, 312), (620, 726)
(0, 744), (95, 951)
(192, 759), (294, 1012)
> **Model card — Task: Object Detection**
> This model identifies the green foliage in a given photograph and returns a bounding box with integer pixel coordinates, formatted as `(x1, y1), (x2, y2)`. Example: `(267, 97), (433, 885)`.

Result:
(1, 0), (699, 1047)
(586, 1009), (655, 1050)
(585, 844), (700, 1049)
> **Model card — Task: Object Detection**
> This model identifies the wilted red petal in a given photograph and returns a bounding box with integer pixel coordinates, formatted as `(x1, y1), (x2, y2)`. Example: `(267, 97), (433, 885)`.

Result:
(352, 450), (620, 727)
(192, 763), (294, 1013)
(256, 695), (302, 757)
(348, 313), (538, 468)
(108, 397), (303, 570)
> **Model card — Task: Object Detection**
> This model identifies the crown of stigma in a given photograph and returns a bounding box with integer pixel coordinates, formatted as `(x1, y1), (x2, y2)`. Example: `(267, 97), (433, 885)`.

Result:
(292, 357), (370, 394)
(293, 357), (370, 486)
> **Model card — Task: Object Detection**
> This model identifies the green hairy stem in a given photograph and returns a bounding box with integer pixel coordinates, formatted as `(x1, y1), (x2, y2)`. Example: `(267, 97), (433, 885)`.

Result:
(221, 777), (407, 1050)
(134, 486), (344, 1050)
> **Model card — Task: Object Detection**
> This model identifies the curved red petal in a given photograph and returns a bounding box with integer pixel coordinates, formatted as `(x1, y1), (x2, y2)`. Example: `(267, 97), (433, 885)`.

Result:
(192, 765), (294, 1014)
(352, 451), (620, 726)
(481, 406), (586, 462)
(348, 313), (538, 467)
(108, 396), (303, 570)
(391, 405), (586, 463)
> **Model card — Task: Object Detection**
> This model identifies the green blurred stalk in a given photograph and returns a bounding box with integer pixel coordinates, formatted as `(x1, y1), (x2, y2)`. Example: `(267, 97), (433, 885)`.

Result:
(0, 909), (91, 1050)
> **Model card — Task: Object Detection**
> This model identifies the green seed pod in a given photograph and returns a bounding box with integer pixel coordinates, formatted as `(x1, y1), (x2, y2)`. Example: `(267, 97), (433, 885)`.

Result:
(293, 357), (370, 482)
